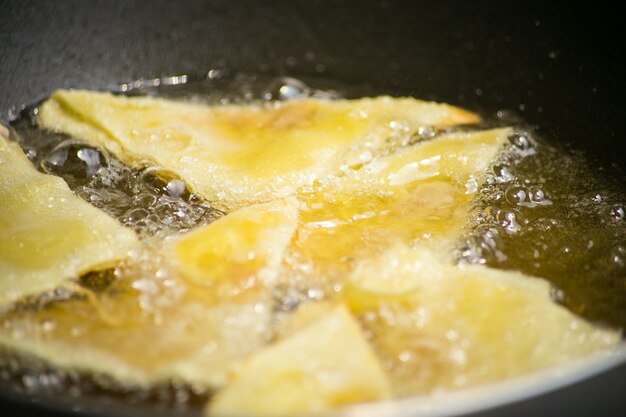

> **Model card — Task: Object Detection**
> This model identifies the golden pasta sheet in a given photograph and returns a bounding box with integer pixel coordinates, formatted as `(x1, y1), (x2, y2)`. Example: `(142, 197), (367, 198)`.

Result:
(0, 282), (273, 389)
(174, 197), (299, 288)
(0, 198), (301, 389)
(37, 90), (478, 207)
(348, 128), (509, 188)
(208, 305), (391, 416)
(207, 243), (619, 415)
(343, 244), (620, 396)
(289, 128), (508, 288)
(0, 134), (138, 306)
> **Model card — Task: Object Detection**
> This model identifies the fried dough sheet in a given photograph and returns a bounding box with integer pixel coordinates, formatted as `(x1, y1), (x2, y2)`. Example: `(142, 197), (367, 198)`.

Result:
(38, 91), (478, 208)
(0, 134), (138, 306)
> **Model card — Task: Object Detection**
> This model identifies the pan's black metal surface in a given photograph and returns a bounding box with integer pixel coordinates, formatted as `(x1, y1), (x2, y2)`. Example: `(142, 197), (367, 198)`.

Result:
(1, 1), (625, 416)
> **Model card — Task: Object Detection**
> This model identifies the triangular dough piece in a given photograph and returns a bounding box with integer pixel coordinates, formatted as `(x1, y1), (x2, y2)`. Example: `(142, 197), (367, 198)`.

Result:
(208, 305), (391, 416)
(37, 90), (478, 207)
(0, 134), (138, 306)
(290, 129), (508, 288)
(347, 128), (509, 188)
(0, 198), (301, 388)
(0, 282), (272, 388)
(343, 244), (620, 396)
(174, 197), (299, 288)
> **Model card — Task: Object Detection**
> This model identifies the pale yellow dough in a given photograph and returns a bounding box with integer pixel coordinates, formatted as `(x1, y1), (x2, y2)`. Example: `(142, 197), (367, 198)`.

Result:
(0, 133), (138, 306)
(208, 305), (391, 417)
(37, 90), (479, 207)
(0, 199), (301, 388)
(174, 197), (299, 287)
(290, 128), (509, 290)
(344, 244), (620, 396)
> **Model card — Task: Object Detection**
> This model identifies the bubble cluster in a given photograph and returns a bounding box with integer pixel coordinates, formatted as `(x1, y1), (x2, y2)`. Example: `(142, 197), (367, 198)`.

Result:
(75, 157), (223, 238)
(460, 126), (626, 327)
(121, 72), (343, 106)
(508, 131), (536, 157)
(12, 115), (223, 239)
(0, 356), (209, 412)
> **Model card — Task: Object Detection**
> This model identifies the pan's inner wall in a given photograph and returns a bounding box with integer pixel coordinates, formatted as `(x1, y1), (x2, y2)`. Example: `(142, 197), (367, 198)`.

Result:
(1, 0), (625, 168)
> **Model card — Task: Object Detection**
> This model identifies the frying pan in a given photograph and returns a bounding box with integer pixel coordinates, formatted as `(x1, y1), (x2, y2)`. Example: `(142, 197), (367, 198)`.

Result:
(1, 0), (625, 416)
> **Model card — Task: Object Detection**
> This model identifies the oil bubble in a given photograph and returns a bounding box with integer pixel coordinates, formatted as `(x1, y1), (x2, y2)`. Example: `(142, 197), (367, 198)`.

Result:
(608, 206), (625, 221)
(527, 187), (552, 206)
(41, 140), (109, 186)
(505, 186), (527, 206)
(409, 126), (441, 144)
(140, 167), (191, 201)
(492, 164), (515, 184)
(263, 77), (311, 101)
(496, 210), (522, 234)
(508, 131), (536, 157)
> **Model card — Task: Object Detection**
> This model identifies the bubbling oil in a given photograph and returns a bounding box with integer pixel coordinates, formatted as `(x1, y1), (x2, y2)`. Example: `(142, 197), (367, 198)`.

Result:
(2, 72), (626, 413)
(11, 115), (223, 239)
(458, 131), (626, 328)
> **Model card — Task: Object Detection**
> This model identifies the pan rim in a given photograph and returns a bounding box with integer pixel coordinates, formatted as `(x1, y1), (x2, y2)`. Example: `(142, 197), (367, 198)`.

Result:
(336, 342), (626, 417)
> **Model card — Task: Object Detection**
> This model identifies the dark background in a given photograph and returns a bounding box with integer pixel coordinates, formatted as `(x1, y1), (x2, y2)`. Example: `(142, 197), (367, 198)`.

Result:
(1, 1), (625, 166)
(1, 1), (625, 416)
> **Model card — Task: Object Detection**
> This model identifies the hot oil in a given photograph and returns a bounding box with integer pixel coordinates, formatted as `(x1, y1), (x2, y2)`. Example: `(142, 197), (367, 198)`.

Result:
(2, 72), (626, 412)
(10, 113), (223, 239)
(0, 351), (208, 416)
(458, 129), (626, 328)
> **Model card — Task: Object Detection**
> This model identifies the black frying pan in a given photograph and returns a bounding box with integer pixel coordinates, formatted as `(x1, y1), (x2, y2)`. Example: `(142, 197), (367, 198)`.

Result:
(1, 1), (625, 416)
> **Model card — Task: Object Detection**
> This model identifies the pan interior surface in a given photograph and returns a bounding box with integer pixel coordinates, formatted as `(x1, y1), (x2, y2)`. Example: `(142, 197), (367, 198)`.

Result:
(1, 1), (625, 416)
